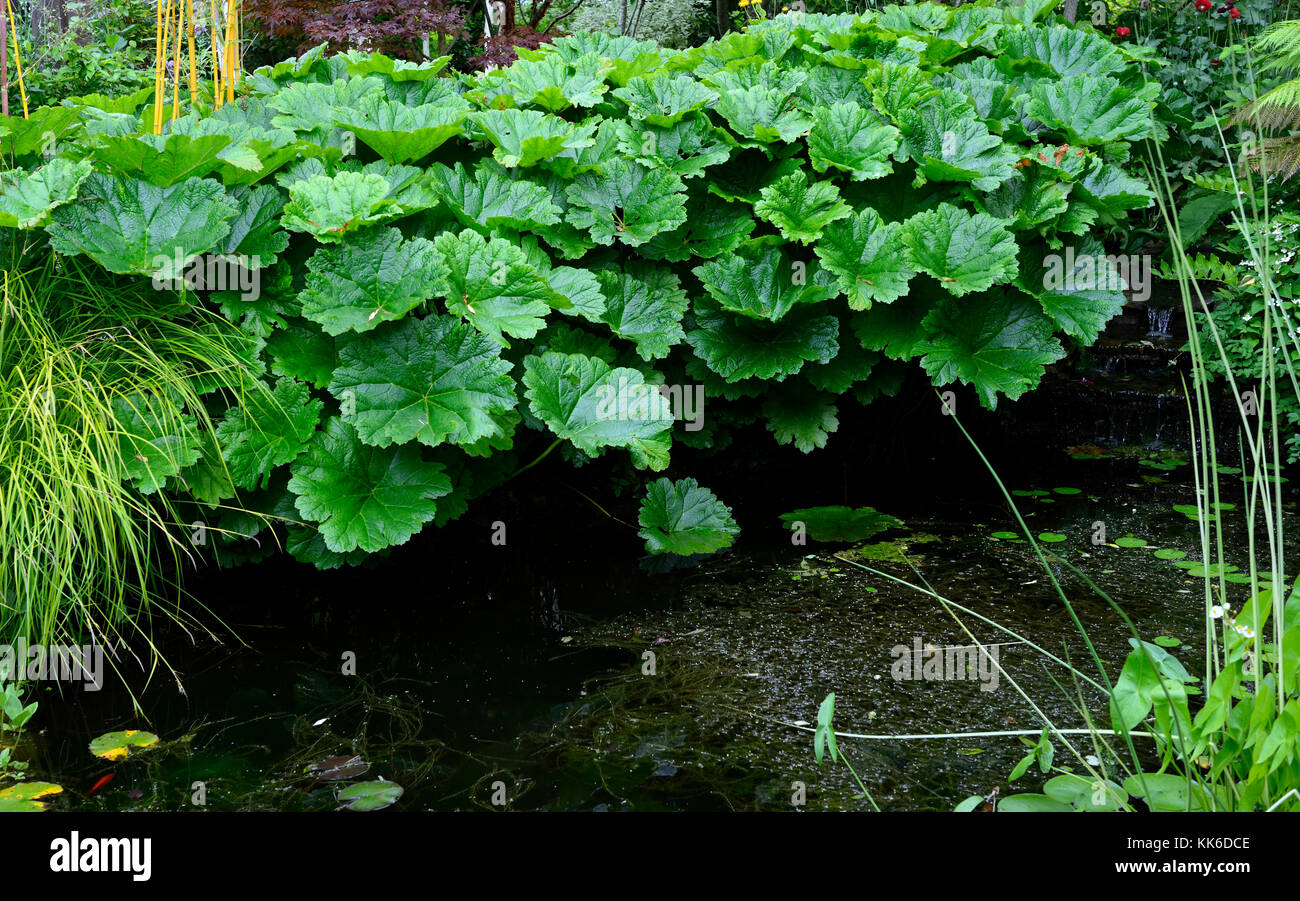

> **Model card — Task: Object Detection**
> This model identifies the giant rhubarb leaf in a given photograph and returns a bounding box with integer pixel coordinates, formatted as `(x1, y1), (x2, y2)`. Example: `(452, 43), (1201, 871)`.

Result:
(522, 351), (674, 454)
(807, 102), (900, 181)
(288, 416), (452, 553)
(1016, 236), (1127, 342)
(429, 161), (562, 232)
(714, 85), (814, 144)
(329, 313), (517, 449)
(613, 75), (719, 126)
(300, 227), (446, 335)
(335, 93), (471, 163)
(900, 90), (1018, 191)
(280, 171), (394, 242)
(686, 300), (839, 382)
(110, 391), (203, 495)
(591, 263), (689, 360)
(46, 172), (236, 278)
(917, 291), (1065, 408)
(901, 203), (1019, 297)
(565, 158), (687, 246)
(753, 171), (851, 244)
(694, 241), (835, 322)
(216, 377), (324, 489)
(0, 157), (91, 228)
(1022, 76), (1159, 147)
(637, 477), (738, 555)
(470, 108), (595, 168)
(435, 229), (553, 345)
(815, 208), (914, 308)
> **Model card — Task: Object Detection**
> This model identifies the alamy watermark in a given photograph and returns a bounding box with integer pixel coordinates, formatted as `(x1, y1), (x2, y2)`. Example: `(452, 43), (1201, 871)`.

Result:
(0, 640), (103, 690)
(150, 251), (263, 301)
(890, 637), (1000, 692)
(595, 378), (705, 432)
(1042, 246), (1151, 303)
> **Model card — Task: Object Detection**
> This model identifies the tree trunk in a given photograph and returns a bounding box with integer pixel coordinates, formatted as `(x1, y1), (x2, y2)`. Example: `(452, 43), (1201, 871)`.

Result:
(715, 0), (730, 38)
(618, 0), (628, 33)
(1063, 0), (1079, 23)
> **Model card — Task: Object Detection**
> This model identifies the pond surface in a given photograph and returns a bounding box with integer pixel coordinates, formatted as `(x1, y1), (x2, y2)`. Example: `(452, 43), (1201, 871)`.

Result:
(15, 315), (1299, 811)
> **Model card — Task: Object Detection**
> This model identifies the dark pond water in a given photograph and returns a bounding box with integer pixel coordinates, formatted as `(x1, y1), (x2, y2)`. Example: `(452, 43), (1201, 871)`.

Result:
(14, 307), (1298, 811)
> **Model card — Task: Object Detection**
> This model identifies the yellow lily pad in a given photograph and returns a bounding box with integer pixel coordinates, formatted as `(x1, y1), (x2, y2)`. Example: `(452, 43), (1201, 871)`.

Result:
(89, 730), (160, 761)
(0, 781), (63, 811)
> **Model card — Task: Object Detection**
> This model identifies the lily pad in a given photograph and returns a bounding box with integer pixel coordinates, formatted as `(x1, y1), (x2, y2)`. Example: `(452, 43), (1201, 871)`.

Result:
(1153, 548), (1186, 560)
(990, 531), (1021, 540)
(0, 781), (62, 811)
(1051, 486), (1082, 495)
(337, 778), (404, 811)
(1037, 532), (1067, 543)
(1115, 536), (1147, 548)
(89, 730), (159, 761)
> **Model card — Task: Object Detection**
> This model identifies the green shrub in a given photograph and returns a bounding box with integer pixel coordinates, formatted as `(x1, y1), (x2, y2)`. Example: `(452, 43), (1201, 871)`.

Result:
(0, 3), (1161, 573)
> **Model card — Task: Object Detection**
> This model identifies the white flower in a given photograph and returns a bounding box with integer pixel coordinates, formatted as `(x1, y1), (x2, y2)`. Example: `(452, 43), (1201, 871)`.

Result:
(1210, 604), (1225, 619)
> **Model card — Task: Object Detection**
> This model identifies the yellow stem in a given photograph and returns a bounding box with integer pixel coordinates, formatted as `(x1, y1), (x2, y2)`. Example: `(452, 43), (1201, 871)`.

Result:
(171, 0), (183, 120)
(186, 0), (197, 105)
(154, 0), (166, 133)
(6, 0), (28, 118)
(210, 0), (222, 108)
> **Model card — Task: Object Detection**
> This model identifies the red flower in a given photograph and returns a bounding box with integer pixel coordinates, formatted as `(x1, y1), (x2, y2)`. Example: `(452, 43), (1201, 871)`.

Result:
(1212, 58), (1222, 66)
(1115, 26), (1131, 36)
(1195, 0), (1212, 10)
(1229, 6), (1241, 17)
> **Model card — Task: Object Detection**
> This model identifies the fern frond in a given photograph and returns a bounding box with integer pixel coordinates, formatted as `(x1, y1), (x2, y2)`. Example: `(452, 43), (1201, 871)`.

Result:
(1243, 135), (1300, 181)
(1255, 20), (1300, 73)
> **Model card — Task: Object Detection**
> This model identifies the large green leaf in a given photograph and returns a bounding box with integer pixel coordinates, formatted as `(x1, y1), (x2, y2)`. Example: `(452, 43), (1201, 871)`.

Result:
(590, 263), (689, 360)
(329, 314), (517, 449)
(917, 291), (1064, 408)
(614, 74), (719, 126)
(90, 132), (241, 186)
(753, 171), (851, 244)
(288, 416), (452, 553)
(335, 93), (471, 163)
(521, 351), (674, 455)
(615, 114), (733, 180)
(507, 52), (609, 111)
(46, 172), (236, 277)
(694, 241), (835, 322)
(280, 171), (395, 242)
(638, 477), (738, 555)
(762, 388), (840, 452)
(430, 161), (562, 232)
(1023, 76), (1159, 146)
(110, 391), (203, 495)
(216, 378), (324, 489)
(435, 229), (554, 346)
(686, 300), (839, 382)
(997, 25), (1126, 80)
(0, 157), (92, 228)
(900, 90), (1019, 191)
(640, 191), (755, 262)
(470, 108), (594, 168)
(565, 158), (687, 246)
(714, 85), (814, 143)
(299, 227), (446, 335)
(807, 102), (900, 181)
(815, 208), (914, 308)
(1016, 236), (1127, 343)
(902, 203), (1019, 297)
